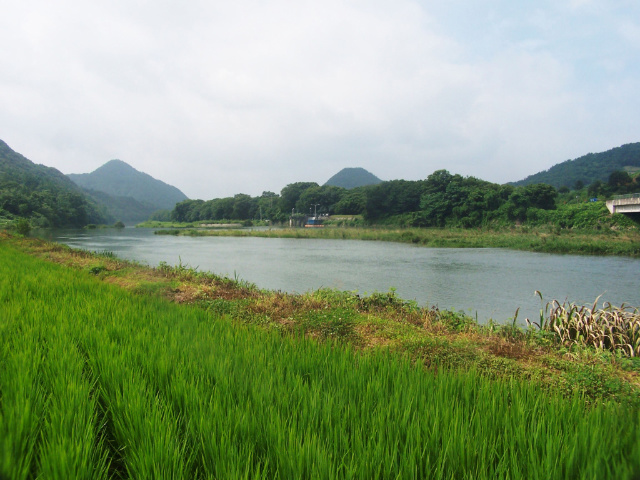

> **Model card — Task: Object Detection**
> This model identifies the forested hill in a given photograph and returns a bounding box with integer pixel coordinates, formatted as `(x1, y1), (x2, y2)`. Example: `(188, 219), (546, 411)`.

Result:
(81, 189), (161, 224)
(68, 159), (188, 211)
(0, 139), (109, 227)
(512, 142), (640, 188)
(324, 167), (383, 189)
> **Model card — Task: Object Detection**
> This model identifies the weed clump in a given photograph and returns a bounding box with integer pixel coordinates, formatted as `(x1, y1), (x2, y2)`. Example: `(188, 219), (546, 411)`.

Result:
(528, 291), (640, 357)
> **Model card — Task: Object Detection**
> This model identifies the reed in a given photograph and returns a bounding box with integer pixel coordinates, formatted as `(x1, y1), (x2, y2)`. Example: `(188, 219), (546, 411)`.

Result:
(528, 292), (640, 357)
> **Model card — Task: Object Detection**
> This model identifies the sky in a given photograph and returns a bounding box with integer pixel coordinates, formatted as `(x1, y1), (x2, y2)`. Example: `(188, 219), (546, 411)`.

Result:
(1, 0), (639, 200)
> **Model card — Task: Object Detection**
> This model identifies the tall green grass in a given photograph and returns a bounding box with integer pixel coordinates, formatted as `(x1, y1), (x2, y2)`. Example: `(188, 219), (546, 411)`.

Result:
(1, 241), (640, 478)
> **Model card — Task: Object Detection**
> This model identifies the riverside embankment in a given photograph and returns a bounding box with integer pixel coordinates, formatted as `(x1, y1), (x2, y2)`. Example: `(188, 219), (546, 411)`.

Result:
(2, 232), (640, 478)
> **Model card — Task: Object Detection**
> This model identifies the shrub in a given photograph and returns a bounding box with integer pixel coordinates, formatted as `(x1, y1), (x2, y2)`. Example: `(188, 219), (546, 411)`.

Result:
(15, 219), (31, 236)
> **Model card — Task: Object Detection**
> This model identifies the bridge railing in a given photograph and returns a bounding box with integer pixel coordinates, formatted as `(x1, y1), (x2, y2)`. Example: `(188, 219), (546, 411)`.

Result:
(612, 193), (640, 200)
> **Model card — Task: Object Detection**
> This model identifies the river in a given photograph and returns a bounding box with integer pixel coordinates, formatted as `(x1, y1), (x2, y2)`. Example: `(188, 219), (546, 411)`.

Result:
(39, 227), (640, 324)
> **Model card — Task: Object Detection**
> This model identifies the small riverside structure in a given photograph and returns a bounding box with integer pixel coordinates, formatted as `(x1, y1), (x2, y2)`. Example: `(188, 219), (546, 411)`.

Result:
(606, 193), (640, 215)
(304, 217), (324, 228)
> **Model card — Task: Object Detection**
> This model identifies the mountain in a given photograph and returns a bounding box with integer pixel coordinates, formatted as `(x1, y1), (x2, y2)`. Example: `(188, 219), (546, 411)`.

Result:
(0, 139), (110, 227)
(324, 167), (383, 189)
(81, 188), (161, 224)
(68, 159), (188, 212)
(512, 142), (640, 188)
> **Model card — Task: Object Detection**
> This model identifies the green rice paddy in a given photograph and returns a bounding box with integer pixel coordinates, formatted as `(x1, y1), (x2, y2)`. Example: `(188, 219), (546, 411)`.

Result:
(1, 240), (640, 479)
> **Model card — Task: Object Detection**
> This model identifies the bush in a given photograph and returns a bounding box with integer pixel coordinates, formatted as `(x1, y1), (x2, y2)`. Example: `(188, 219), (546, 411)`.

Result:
(15, 218), (31, 236)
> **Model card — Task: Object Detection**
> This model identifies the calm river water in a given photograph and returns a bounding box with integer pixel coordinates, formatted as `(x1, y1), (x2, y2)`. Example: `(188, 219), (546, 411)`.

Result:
(39, 228), (640, 324)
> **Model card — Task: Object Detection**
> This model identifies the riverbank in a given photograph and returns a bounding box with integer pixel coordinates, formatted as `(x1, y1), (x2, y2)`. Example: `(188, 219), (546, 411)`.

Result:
(4, 232), (639, 403)
(153, 225), (640, 257)
(136, 220), (268, 228)
(2, 232), (640, 477)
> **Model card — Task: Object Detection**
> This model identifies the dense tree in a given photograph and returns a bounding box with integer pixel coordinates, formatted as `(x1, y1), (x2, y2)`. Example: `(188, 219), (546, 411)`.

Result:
(0, 185), (107, 227)
(279, 182), (318, 214)
(521, 183), (557, 210)
(296, 185), (345, 215)
(608, 170), (632, 188)
(231, 194), (255, 220)
(0, 140), (110, 227)
(587, 180), (603, 197)
(256, 191), (281, 221)
(164, 167), (570, 229)
(171, 200), (199, 222)
(503, 184), (557, 222)
(512, 142), (640, 189)
(170, 195), (262, 222)
(414, 171), (510, 227)
(16, 218), (31, 235)
(364, 180), (425, 220)
(211, 198), (235, 220)
(333, 188), (367, 215)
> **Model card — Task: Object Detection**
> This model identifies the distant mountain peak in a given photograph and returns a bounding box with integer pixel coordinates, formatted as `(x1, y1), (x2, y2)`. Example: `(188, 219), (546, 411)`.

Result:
(324, 167), (383, 189)
(68, 160), (188, 211)
(94, 159), (144, 175)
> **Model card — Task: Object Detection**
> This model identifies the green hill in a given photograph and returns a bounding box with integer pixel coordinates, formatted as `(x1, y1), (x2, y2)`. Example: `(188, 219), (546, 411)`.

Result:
(82, 189), (160, 224)
(512, 142), (640, 188)
(0, 139), (110, 227)
(324, 167), (383, 189)
(68, 159), (188, 212)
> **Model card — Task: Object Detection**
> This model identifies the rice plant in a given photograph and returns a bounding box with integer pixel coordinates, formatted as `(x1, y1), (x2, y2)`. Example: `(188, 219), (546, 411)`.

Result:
(2, 241), (640, 479)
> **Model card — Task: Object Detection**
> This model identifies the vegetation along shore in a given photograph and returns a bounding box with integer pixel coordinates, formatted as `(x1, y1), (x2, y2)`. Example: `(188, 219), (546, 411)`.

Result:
(153, 224), (640, 257)
(2, 232), (640, 478)
(146, 181), (640, 258)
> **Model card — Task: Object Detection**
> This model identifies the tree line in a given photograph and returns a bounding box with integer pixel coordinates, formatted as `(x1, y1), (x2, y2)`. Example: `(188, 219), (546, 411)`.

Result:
(0, 180), (108, 228)
(0, 139), (110, 228)
(168, 170), (565, 227)
(168, 168), (639, 228)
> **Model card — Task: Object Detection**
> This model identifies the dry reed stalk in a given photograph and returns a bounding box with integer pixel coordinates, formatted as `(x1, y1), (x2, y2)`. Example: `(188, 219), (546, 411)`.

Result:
(527, 292), (640, 356)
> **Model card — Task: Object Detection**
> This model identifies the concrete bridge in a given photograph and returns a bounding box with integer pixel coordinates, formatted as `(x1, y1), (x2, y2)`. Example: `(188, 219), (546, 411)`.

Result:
(606, 193), (640, 216)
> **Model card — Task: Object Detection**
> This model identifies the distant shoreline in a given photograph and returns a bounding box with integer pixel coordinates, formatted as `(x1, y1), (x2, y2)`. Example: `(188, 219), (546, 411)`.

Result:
(197, 223), (243, 228)
(150, 225), (640, 258)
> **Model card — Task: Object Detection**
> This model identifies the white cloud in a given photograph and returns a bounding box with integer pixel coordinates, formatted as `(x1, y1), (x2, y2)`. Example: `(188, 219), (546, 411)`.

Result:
(618, 20), (640, 48)
(0, 0), (639, 198)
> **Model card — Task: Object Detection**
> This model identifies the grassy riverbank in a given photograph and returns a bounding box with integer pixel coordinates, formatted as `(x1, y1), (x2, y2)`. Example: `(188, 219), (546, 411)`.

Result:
(2, 233), (640, 478)
(154, 225), (640, 257)
(137, 220), (269, 228)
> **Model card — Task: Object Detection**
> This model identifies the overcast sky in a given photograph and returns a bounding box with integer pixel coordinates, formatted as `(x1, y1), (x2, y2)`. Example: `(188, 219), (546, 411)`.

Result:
(1, 0), (638, 199)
